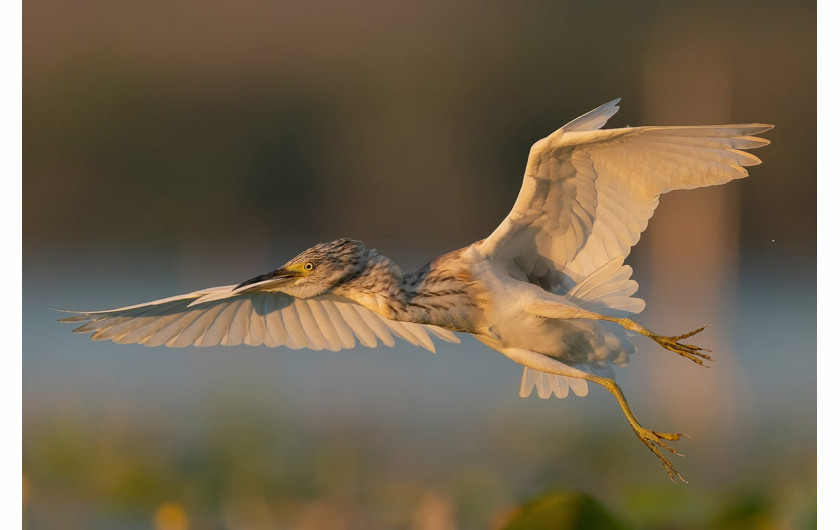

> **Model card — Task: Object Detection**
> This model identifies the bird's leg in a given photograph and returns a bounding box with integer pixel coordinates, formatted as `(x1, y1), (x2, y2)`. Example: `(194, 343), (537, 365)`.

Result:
(524, 302), (712, 366)
(589, 374), (689, 483)
(501, 348), (688, 483)
(601, 317), (712, 367)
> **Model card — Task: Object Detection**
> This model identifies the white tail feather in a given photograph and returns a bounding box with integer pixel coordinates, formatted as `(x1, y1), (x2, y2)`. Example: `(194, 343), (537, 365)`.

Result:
(520, 367), (589, 399)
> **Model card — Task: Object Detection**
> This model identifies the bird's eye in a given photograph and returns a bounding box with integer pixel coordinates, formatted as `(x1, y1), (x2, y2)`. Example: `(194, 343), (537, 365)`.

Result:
(303, 262), (314, 271)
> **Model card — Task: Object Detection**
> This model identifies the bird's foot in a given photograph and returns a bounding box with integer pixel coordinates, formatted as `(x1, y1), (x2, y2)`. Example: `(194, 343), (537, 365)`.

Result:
(649, 325), (712, 366)
(633, 426), (689, 483)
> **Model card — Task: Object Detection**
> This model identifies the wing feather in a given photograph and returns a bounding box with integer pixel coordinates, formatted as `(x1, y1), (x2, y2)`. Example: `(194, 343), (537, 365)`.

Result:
(279, 302), (309, 350)
(126, 312), (193, 345)
(381, 319), (423, 349)
(87, 307), (159, 341)
(391, 321), (435, 353)
(178, 303), (228, 347)
(199, 299), (243, 347)
(319, 299), (358, 349)
(165, 310), (207, 347)
(264, 295), (288, 348)
(222, 299), (252, 346)
(169, 308), (217, 347)
(305, 299), (343, 351)
(425, 326), (460, 344)
(145, 311), (202, 347)
(334, 302), (378, 348)
(59, 285), (456, 353)
(293, 299), (328, 350)
(353, 304), (397, 347)
(478, 99), (772, 293)
(246, 296), (267, 346)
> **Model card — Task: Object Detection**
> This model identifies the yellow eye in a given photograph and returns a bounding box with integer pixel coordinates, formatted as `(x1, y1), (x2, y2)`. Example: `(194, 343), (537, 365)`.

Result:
(303, 262), (314, 271)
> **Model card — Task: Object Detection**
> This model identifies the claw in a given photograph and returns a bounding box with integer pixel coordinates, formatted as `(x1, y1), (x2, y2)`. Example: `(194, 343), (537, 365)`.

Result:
(614, 319), (714, 365)
(657, 431), (693, 441)
(652, 430), (684, 441)
(651, 326), (714, 366)
(635, 427), (689, 483)
(671, 324), (708, 341)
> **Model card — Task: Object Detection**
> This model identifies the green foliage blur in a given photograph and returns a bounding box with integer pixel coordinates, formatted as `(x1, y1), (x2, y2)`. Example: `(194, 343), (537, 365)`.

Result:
(502, 490), (627, 529)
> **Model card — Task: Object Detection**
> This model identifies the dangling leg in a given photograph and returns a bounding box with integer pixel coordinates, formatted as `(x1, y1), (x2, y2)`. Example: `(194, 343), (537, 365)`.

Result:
(526, 301), (712, 366)
(502, 348), (689, 483)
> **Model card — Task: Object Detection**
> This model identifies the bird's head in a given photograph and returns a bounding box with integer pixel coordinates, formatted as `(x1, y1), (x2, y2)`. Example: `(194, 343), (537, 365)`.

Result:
(234, 238), (369, 298)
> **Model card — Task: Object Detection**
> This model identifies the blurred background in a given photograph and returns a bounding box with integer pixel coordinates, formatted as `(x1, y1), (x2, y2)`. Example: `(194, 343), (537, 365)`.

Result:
(24, 0), (815, 528)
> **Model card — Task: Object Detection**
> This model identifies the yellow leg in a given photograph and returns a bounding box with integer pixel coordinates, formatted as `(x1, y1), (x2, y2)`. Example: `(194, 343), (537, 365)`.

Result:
(606, 318), (713, 366)
(502, 348), (688, 482)
(524, 301), (713, 366)
(584, 372), (689, 483)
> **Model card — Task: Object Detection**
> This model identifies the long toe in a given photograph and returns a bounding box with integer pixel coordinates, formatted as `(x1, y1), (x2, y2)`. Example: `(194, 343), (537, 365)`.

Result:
(652, 430), (689, 442)
(670, 324), (709, 341)
(635, 427), (689, 483)
(654, 331), (713, 366)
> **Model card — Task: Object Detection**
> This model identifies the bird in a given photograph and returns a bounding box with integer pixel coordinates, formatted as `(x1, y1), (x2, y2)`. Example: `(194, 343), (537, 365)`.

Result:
(59, 99), (772, 482)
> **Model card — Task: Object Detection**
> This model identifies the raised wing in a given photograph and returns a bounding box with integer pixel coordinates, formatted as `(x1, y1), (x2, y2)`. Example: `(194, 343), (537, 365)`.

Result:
(58, 285), (460, 352)
(478, 98), (773, 291)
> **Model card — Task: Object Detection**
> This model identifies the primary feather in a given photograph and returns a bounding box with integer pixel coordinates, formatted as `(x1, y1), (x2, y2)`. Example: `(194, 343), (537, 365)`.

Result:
(60, 286), (459, 353)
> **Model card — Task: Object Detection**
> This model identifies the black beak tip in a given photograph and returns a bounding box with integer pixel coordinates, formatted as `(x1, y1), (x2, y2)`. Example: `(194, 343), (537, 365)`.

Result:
(234, 271), (279, 290)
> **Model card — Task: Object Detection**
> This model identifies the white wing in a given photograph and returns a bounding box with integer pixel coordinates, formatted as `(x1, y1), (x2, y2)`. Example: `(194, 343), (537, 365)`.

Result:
(478, 98), (773, 290)
(58, 285), (460, 352)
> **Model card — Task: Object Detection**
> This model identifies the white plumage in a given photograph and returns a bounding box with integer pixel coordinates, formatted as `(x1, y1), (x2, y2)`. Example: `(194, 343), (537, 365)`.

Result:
(60, 99), (772, 482)
(481, 99), (769, 287)
(59, 287), (459, 352)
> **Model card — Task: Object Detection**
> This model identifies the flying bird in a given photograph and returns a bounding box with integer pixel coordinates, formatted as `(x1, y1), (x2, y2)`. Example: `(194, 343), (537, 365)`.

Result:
(60, 99), (772, 482)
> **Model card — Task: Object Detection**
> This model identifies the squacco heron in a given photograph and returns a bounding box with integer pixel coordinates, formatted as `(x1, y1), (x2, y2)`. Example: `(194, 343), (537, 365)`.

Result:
(60, 99), (772, 481)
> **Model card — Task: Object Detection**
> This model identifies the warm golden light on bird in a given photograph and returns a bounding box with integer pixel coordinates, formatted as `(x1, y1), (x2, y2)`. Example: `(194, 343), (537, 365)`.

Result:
(59, 99), (772, 482)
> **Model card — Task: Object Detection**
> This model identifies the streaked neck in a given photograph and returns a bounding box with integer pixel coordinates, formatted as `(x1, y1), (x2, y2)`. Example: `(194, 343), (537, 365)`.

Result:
(334, 248), (481, 332)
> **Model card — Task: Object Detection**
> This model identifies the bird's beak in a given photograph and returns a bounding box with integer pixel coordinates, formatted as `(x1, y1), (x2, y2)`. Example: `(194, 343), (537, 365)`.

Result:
(234, 267), (301, 292)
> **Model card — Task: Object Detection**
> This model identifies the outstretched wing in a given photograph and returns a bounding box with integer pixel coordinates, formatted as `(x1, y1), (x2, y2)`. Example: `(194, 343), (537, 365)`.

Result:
(58, 285), (460, 352)
(478, 98), (773, 291)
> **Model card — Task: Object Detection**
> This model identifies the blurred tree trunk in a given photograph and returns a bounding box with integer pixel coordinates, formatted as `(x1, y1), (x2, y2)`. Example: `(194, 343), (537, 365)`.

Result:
(637, 12), (748, 478)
